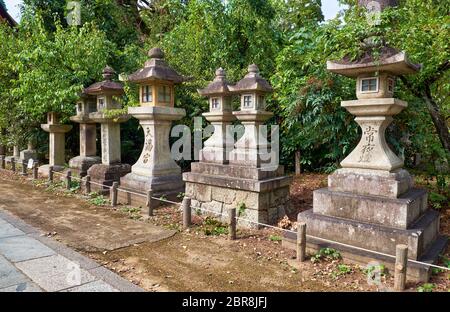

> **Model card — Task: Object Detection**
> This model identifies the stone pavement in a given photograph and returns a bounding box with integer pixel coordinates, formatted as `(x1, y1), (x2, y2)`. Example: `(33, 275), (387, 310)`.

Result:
(0, 209), (144, 292)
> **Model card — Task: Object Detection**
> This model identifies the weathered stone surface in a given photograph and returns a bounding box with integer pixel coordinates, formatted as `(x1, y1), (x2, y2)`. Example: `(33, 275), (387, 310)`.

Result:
(191, 162), (283, 180)
(87, 163), (131, 192)
(328, 168), (413, 198)
(297, 209), (440, 260)
(0, 281), (42, 292)
(15, 254), (97, 292)
(0, 222), (24, 239)
(62, 280), (119, 292)
(0, 256), (29, 289)
(183, 172), (291, 193)
(69, 156), (101, 177)
(186, 181), (289, 227)
(0, 236), (56, 263)
(313, 187), (427, 229)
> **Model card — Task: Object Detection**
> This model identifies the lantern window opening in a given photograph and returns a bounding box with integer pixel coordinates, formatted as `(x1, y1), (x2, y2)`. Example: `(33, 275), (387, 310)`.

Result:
(98, 97), (105, 110)
(360, 77), (379, 93)
(387, 77), (395, 94)
(77, 103), (82, 113)
(158, 85), (171, 103)
(257, 95), (265, 109)
(142, 85), (152, 103)
(211, 98), (220, 110)
(243, 94), (253, 109)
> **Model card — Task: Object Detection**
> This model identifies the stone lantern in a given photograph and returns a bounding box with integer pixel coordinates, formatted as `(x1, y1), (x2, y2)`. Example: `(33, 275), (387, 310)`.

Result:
(197, 68), (236, 163)
(119, 48), (186, 206)
(68, 93), (101, 177)
(38, 112), (73, 176)
(284, 0), (447, 283)
(85, 66), (131, 192)
(228, 64), (274, 167)
(183, 65), (292, 227)
(18, 140), (37, 164)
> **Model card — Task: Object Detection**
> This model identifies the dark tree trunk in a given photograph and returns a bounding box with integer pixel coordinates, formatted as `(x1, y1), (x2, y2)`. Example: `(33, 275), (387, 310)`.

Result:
(423, 85), (450, 154)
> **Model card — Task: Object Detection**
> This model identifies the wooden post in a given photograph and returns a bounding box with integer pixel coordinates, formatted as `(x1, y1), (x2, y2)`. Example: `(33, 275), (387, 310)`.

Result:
(111, 182), (118, 207)
(228, 208), (237, 240)
(297, 222), (307, 262)
(0, 155), (5, 169)
(66, 170), (72, 190)
(394, 244), (408, 291)
(21, 159), (27, 176)
(48, 166), (54, 183)
(182, 197), (191, 229)
(11, 157), (16, 172)
(85, 175), (91, 195)
(146, 190), (153, 216)
(33, 162), (39, 179)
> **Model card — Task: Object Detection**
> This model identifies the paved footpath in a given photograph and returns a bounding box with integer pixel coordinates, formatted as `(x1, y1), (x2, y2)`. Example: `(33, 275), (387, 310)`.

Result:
(0, 209), (144, 292)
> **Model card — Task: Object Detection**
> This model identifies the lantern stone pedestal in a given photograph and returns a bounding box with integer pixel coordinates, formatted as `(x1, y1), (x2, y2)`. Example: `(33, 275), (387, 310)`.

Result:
(87, 114), (130, 193)
(18, 142), (37, 164)
(119, 107), (185, 206)
(5, 146), (20, 163)
(84, 66), (131, 193)
(283, 49), (447, 283)
(69, 95), (101, 177)
(38, 113), (72, 176)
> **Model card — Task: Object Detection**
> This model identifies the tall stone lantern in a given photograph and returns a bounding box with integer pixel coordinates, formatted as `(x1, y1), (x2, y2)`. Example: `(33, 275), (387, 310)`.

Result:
(284, 1), (447, 283)
(198, 68), (236, 163)
(119, 48), (186, 206)
(38, 112), (73, 176)
(86, 66), (131, 192)
(68, 93), (101, 177)
(229, 64), (274, 167)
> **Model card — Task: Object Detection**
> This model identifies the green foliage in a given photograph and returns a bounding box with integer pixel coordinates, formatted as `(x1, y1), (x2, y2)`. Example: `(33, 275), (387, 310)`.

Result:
(237, 202), (246, 217)
(120, 206), (141, 220)
(311, 248), (341, 263)
(269, 235), (282, 242)
(67, 180), (80, 193)
(331, 264), (352, 279)
(417, 283), (435, 292)
(201, 217), (228, 236)
(89, 193), (108, 206)
(429, 192), (447, 210)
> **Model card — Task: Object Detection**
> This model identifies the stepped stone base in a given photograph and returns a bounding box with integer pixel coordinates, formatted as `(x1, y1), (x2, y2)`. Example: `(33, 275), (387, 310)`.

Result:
(297, 209), (441, 260)
(69, 156), (101, 178)
(118, 172), (184, 208)
(87, 163), (131, 194)
(313, 187), (428, 229)
(328, 168), (413, 199)
(183, 162), (292, 228)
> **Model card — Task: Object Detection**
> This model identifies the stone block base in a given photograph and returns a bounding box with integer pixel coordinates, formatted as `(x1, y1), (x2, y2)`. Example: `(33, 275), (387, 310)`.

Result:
(184, 179), (291, 228)
(18, 150), (37, 164)
(313, 187), (428, 229)
(69, 156), (101, 178)
(296, 209), (442, 261)
(38, 164), (65, 177)
(87, 163), (131, 194)
(328, 168), (413, 198)
(283, 230), (448, 283)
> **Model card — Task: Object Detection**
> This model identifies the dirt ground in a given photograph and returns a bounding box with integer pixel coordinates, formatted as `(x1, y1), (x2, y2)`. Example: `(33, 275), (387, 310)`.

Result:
(0, 169), (448, 292)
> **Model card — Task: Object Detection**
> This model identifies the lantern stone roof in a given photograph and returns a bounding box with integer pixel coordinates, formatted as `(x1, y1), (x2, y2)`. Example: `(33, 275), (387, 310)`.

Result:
(84, 66), (124, 95)
(0, 5), (17, 27)
(128, 48), (185, 84)
(198, 68), (232, 96)
(327, 48), (421, 78)
(229, 64), (273, 93)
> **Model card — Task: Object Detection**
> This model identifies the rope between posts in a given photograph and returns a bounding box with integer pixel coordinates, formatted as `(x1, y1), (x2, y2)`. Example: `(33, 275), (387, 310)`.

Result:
(189, 204), (450, 272)
(2, 162), (449, 272)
